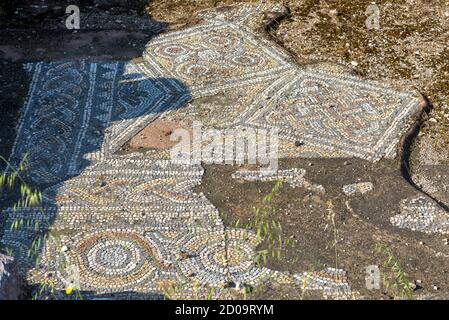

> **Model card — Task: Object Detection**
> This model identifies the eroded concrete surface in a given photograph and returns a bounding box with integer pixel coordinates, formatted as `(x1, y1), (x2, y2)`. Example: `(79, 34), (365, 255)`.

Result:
(0, 1), (448, 300)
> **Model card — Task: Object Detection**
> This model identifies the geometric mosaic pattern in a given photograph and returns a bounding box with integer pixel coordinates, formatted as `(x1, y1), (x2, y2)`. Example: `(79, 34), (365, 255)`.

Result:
(1, 2), (428, 299)
(9, 61), (190, 186)
(143, 3), (423, 162)
(236, 69), (422, 161)
(294, 268), (354, 300)
(1, 155), (281, 297)
(342, 182), (374, 196)
(1, 158), (222, 294)
(232, 168), (325, 193)
(143, 3), (293, 99)
(177, 229), (273, 288)
(391, 196), (449, 235)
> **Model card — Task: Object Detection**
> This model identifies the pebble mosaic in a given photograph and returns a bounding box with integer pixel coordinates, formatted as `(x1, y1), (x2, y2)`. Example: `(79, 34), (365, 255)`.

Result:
(391, 196), (449, 234)
(342, 182), (374, 196)
(232, 168), (325, 193)
(1, 1), (430, 299)
(294, 268), (354, 300)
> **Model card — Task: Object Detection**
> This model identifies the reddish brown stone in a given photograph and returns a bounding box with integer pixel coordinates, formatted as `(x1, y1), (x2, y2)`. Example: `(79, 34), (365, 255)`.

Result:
(127, 118), (193, 150)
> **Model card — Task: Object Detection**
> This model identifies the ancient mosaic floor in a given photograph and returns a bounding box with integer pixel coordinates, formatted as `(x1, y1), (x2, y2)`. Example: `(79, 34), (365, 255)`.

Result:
(0, 2), (439, 299)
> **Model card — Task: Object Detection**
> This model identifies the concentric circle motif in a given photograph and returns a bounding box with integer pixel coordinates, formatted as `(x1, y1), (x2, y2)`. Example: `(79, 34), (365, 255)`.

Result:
(61, 231), (157, 290)
(230, 53), (263, 68)
(179, 230), (262, 286)
(156, 44), (191, 58)
(207, 34), (239, 48)
(88, 239), (140, 276)
(207, 241), (253, 274)
(197, 49), (222, 62)
(176, 63), (212, 80)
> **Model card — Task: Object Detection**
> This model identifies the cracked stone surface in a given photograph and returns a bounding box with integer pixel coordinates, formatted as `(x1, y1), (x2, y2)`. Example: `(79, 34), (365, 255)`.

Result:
(0, 2), (444, 300)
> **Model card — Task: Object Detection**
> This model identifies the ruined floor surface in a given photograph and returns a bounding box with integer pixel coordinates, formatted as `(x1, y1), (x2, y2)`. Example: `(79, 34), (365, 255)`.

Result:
(1, 2), (449, 299)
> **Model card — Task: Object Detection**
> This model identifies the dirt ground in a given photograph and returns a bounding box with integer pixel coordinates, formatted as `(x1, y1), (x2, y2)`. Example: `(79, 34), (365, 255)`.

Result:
(146, 0), (449, 299)
(197, 159), (449, 299)
(147, 0), (449, 164)
(1, 0), (448, 300)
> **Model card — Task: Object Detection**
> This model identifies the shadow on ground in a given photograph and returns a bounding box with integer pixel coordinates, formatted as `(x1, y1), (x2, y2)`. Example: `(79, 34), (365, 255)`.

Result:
(0, 3), (191, 300)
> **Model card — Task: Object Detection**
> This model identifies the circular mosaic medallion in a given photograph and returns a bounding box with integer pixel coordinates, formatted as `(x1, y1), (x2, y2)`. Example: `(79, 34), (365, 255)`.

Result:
(156, 44), (192, 58)
(179, 230), (263, 286)
(205, 241), (253, 274)
(88, 239), (140, 276)
(61, 231), (157, 290)
(207, 34), (240, 48)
